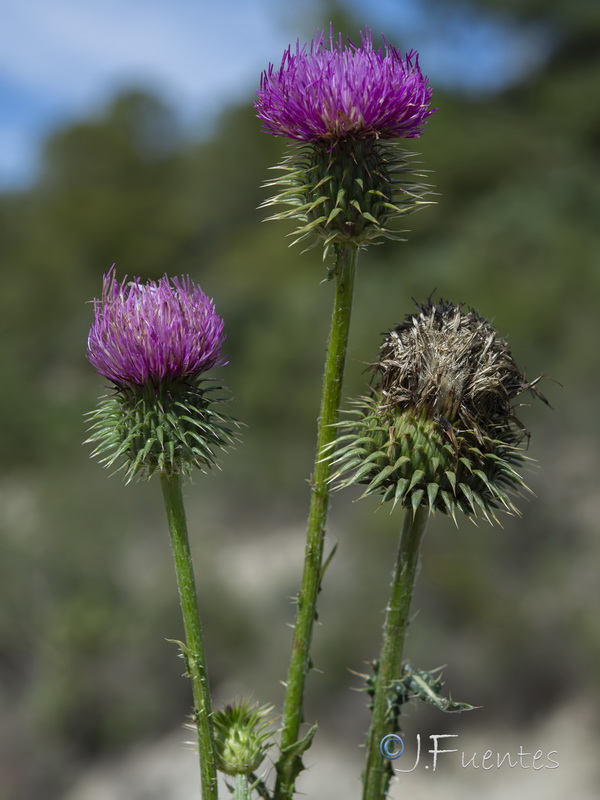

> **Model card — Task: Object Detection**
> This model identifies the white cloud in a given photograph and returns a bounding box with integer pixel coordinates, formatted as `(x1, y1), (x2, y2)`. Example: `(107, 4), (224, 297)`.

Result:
(2, 0), (294, 103)
(0, 0), (301, 185)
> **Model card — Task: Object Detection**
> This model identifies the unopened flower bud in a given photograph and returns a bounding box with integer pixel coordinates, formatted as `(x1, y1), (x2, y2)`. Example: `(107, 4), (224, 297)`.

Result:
(211, 701), (274, 776)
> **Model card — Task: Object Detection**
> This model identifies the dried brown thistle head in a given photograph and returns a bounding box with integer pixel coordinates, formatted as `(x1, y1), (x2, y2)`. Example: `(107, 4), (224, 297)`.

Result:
(328, 300), (547, 523)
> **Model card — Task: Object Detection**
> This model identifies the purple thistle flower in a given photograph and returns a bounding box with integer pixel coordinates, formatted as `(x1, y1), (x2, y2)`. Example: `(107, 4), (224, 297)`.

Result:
(88, 267), (225, 386)
(255, 27), (435, 142)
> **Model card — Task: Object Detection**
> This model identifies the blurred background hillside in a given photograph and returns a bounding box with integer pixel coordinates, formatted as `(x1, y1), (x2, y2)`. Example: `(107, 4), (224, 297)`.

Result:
(0, 1), (599, 798)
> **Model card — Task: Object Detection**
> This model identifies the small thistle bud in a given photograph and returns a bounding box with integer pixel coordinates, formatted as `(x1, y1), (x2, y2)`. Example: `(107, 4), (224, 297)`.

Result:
(86, 267), (237, 481)
(210, 701), (274, 776)
(329, 300), (547, 523)
(256, 27), (436, 263)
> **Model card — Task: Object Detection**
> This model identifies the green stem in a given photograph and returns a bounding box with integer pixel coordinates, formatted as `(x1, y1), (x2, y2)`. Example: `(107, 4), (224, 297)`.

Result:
(362, 505), (429, 800)
(160, 471), (219, 800)
(274, 244), (359, 800)
(233, 774), (250, 800)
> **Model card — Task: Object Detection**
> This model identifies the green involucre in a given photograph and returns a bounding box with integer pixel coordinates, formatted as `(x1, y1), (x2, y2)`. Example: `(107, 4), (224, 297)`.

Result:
(328, 393), (529, 523)
(261, 138), (432, 262)
(86, 378), (237, 481)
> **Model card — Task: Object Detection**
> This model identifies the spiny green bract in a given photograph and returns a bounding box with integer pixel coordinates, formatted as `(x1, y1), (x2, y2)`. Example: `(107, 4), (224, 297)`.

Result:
(86, 379), (237, 482)
(363, 661), (476, 724)
(328, 394), (527, 524)
(261, 138), (432, 263)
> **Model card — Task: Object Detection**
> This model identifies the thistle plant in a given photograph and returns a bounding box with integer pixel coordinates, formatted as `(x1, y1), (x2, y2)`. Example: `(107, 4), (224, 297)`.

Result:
(86, 268), (238, 800)
(256, 29), (435, 799)
(80, 21), (550, 800)
(327, 299), (547, 800)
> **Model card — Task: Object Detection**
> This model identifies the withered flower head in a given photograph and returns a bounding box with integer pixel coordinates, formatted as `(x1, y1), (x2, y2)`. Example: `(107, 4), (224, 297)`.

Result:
(328, 300), (547, 523)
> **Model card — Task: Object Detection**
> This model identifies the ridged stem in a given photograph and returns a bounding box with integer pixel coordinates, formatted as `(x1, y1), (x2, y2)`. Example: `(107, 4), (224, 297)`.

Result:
(362, 505), (429, 800)
(274, 244), (359, 800)
(232, 774), (250, 800)
(160, 471), (218, 800)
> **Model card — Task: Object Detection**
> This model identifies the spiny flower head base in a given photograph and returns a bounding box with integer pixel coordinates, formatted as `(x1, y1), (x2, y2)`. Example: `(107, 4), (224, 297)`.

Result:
(86, 269), (236, 481)
(261, 139), (431, 259)
(328, 300), (546, 523)
(255, 27), (433, 142)
(257, 27), (435, 260)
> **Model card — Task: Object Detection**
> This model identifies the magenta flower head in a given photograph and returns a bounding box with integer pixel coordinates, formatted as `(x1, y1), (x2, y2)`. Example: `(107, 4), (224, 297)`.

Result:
(86, 268), (237, 481)
(256, 26), (436, 263)
(255, 27), (433, 142)
(88, 268), (225, 386)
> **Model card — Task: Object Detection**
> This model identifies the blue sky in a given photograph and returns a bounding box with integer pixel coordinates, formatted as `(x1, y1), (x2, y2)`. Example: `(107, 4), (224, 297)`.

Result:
(0, 0), (551, 189)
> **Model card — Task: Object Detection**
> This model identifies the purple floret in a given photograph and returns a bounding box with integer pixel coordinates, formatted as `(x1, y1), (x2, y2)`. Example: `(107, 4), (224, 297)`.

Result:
(255, 27), (435, 142)
(88, 268), (225, 386)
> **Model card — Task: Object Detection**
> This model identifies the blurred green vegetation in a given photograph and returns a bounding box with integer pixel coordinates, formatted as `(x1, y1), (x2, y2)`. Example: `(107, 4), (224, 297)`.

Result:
(1, 1), (599, 798)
